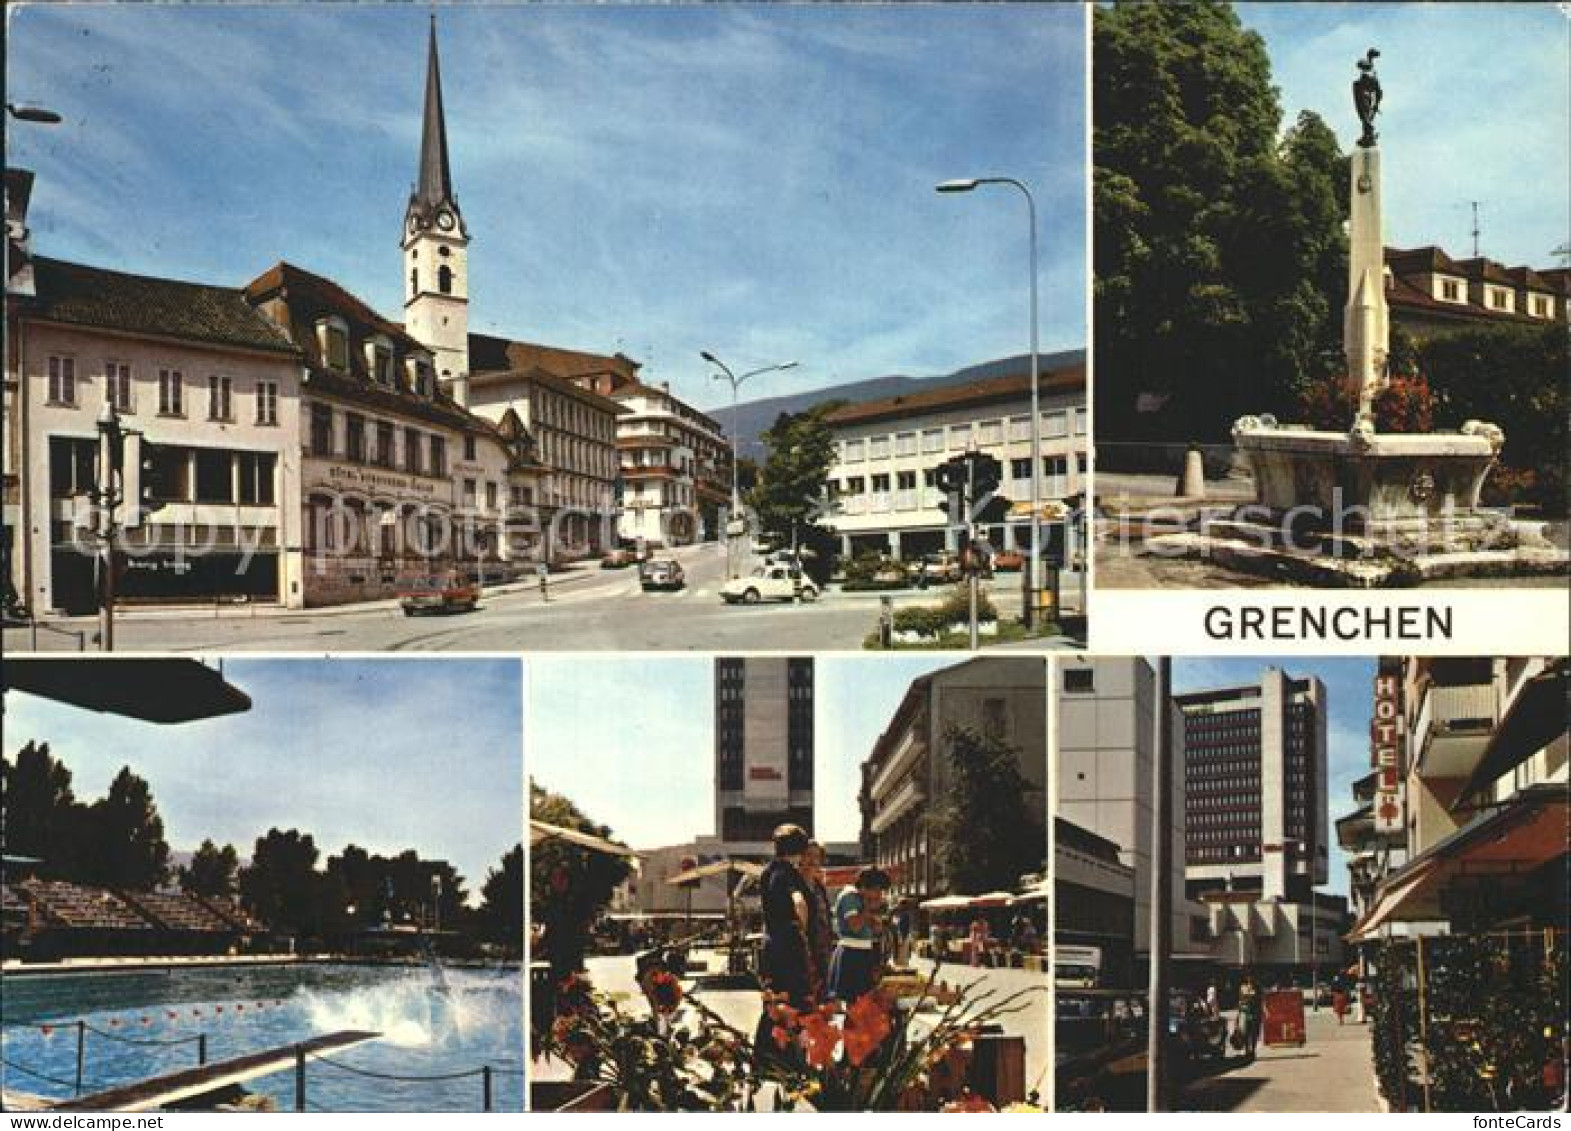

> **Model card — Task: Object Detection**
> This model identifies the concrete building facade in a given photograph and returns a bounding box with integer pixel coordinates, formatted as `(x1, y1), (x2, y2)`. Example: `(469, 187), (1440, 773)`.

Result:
(714, 657), (815, 848)
(824, 366), (1086, 561)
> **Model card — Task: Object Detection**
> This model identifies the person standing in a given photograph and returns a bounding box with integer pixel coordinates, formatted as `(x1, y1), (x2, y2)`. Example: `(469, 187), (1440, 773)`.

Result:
(1236, 974), (1263, 1061)
(828, 867), (892, 1002)
(755, 823), (814, 1064)
(800, 841), (834, 1004)
(1205, 981), (1220, 1019)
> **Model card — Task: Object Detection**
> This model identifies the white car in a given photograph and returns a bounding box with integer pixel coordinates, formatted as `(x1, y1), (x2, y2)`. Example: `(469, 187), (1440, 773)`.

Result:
(720, 564), (819, 604)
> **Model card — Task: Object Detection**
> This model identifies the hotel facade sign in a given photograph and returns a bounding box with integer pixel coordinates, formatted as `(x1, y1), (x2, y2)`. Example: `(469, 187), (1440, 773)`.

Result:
(1371, 672), (1404, 833)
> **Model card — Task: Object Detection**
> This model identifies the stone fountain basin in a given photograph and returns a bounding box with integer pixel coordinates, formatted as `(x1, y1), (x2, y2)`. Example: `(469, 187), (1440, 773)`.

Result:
(1233, 426), (1497, 525)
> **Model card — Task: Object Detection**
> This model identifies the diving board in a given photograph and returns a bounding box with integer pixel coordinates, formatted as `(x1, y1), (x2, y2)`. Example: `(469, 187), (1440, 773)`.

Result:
(59, 1030), (380, 1112)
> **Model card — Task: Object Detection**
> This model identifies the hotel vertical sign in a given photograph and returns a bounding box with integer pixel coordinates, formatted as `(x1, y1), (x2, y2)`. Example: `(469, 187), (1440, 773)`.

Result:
(1371, 671), (1404, 833)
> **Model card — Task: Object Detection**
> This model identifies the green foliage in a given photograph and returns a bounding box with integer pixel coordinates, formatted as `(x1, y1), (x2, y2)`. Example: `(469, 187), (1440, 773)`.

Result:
(323, 845), (468, 933)
(239, 827), (326, 936)
(891, 586), (998, 637)
(1415, 323), (1568, 510)
(480, 843), (525, 947)
(531, 779), (633, 980)
(1370, 932), (1567, 1112)
(0, 740), (89, 876)
(931, 724), (1045, 896)
(1095, 2), (1348, 442)
(80, 767), (171, 890)
(751, 402), (847, 585)
(180, 839), (240, 899)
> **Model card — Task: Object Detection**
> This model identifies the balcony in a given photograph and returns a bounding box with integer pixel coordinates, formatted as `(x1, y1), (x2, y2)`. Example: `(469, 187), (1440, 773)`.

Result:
(1414, 681), (1498, 779)
(870, 774), (927, 836)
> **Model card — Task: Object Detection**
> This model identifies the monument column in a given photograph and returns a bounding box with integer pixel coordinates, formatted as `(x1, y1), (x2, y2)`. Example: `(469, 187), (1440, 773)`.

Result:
(1345, 144), (1390, 426)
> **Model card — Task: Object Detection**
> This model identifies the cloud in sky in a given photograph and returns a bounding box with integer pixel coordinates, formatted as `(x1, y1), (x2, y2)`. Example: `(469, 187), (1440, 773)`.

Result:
(1, 659), (523, 902)
(1243, 2), (1569, 268)
(1173, 655), (1377, 897)
(5, 3), (1086, 411)
(527, 655), (955, 850)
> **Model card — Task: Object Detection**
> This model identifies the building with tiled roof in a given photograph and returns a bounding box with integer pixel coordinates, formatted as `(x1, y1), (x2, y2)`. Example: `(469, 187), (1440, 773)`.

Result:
(1383, 245), (1567, 337)
(822, 362), (1087, 562)
(245, 260), (544, 605)
(5, 254), (306, 615)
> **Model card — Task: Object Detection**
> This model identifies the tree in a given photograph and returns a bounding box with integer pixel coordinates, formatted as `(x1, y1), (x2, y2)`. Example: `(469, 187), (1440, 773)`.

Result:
(239, 828), (324, 935)
(750, 401), (847, 584)
(0, 741), (90, 877)
(530, 780), (632, 982)
(1094, 1), (1349, 445)
(180, 839), (239, 899)
(931, 725), (1045, 896)
(81, 767), (171, 890)
(480, 843), (524, 947)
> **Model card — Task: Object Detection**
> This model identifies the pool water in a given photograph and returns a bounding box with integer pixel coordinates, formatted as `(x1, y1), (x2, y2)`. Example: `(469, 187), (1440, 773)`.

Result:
(0, 963), (523, 1112)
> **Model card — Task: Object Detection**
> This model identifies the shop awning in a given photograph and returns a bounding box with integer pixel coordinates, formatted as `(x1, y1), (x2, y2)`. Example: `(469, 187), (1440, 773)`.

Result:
(1452, 660), (1570, 812)
(1347, 787), (1567, 942)
(528, 819), (635, 857)
(3, 658), (252, 723)
(666, 859), (762, 887)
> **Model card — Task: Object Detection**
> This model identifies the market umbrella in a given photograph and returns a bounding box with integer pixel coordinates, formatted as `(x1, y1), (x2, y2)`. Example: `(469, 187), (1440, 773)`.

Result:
(528, 818), (635, 857)
(918, 894), (973, 911)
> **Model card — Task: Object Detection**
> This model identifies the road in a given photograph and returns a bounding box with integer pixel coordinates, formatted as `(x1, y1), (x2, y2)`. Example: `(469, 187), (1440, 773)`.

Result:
(1178, 1008), (1380, 1113)
(4, 544), (1085, 652)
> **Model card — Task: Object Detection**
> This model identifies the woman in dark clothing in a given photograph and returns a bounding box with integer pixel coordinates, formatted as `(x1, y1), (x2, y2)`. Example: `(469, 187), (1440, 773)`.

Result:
(754, 824), (813, 1062)
(801, 841), (835, 1003)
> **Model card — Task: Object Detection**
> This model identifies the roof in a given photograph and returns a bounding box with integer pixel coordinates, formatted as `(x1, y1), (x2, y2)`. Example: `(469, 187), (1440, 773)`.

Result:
(468, 332), (638, 383)
(413, 16), (456, 215)
(245, 260), (429, 356)
(23, 257), (298, 356)
(825, 366), (1085, 428)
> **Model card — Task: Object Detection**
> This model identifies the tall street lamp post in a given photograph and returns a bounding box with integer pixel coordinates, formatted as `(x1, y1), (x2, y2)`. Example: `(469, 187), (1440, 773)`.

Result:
(936, 177), (1041, 629)
(701, 351), (798, 578)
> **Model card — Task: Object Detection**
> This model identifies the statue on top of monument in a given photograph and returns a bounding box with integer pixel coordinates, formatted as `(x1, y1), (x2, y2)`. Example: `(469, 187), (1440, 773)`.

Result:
(1353, 49), (1383, 148)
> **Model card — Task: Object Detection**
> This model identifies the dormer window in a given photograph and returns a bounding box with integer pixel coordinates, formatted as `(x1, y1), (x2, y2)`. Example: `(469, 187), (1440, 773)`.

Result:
(1435, 276), (1463, 303)
(317, 317), (350, 371)
(405, 357), (434, 398)
(1529, 293), (1552, 319)
(365, 338), (395, 387)
(1485, 284), (1514, 312)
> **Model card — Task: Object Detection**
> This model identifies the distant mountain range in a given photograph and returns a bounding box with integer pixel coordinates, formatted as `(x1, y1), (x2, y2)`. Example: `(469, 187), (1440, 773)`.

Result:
(707, 349), (1085, 460)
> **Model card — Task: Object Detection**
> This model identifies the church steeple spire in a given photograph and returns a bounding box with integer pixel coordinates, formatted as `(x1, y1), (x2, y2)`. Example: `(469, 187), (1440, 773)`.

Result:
(415, 14), (456, 213)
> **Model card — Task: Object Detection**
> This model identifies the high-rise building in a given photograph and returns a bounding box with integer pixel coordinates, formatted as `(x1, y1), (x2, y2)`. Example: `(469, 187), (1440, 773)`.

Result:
(714, 657), (814, 845)
(1177, 668), (1329, 902)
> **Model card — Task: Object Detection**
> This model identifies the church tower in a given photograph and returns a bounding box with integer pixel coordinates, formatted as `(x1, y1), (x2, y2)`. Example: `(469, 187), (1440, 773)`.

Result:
(403, 16), (471, 406)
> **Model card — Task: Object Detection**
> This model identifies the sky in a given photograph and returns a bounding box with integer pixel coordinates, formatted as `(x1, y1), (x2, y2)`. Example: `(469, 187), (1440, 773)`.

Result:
(1242, 2), (1570, 268)
(4, 3), (1087, 412)
(1, 659), (523, 904)
(527, 654), (951, 850)
(1173, 656), (1378, 899)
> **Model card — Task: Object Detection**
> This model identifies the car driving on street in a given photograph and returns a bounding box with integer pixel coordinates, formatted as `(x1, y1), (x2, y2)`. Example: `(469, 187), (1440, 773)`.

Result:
(719, 564), (819, 604)
(396, 570), (481, 616)
(639, 559), (686, 592)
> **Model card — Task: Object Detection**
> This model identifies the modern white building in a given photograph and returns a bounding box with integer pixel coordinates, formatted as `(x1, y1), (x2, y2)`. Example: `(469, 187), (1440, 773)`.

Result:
(824, 365), (1086, 561)
(608, 380), (731, 547)
(1055, 656), (1191, 960)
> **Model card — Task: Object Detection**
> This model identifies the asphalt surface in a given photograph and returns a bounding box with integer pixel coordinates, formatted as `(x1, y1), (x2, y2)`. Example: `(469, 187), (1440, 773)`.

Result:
(5, 544), (1085, 653)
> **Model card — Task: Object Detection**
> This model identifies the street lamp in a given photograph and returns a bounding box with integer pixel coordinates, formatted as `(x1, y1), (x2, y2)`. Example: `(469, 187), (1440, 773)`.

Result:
(935, 176), (1042, 629)
(701, 351), (799, 578)
(1285, 837), (1321, 1012)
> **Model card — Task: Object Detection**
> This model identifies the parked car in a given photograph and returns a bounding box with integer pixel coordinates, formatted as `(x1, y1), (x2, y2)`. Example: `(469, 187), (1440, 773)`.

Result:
(909, 552), (963, 586)
(396, 570), (480, 616)
(720, 564), (819, 604)
(601, 545), (650, 569)
(640, 559), (686, 591)
(1055, 988), (1219, 1112)
(992, 549), (1026, 572)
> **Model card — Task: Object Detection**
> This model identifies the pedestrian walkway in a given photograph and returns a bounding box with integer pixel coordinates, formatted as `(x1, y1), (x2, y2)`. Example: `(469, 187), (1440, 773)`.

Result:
(1180, 1008), (1379, 1112)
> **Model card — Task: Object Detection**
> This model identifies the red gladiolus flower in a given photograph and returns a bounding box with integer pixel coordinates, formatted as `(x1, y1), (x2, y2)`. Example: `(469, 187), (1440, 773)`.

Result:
(772, 1025), (792, 1050)
(798, 1006), (840, 1069)
(646, 968), (684, 1014)
(843, 993), (893, 1067)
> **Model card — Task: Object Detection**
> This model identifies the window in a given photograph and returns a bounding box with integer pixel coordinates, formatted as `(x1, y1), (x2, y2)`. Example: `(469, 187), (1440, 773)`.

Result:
(1011, 457), (1031, 480)
(976, 419), (1001, 447)
(438, 264), (453, 294)
(207, 374), (233, 421)
(869, 435), (891, 460)
(1043, 411), (1068, 438)
(463, 434), (477, 462)
(1074, 408), (1088, 435)
(410, 359), (433, 397)
(922, 428), (944, 453)
(146, 444), (190, 502)
(105, 362), (132, 412)
(463, 478), (477, 507)
(310, 404), (333, 456)
(843, 476), (865, 494)
(895, 432), (917, 457)
(896, 470), (916, 490)
(430, 436), (447, 477)
(1530, 294), (1551, 318)
(403, 428), (423, 475)
(1008, 415), (1030, 442)
(948, 423), (972, 449)
(485, 481), (498, 510)
(320, 320), (350, 371)
(372, 344), (394, 386)
(345, 413), (366, 462)
(255, 380), (279, 425)
(1440, 278), (1461, 301)
(375, 421), (395, 468)
(871, 473), (890, 492)
(843, 439), (865, 463)
(48, 436), (96, 497)
(158, 369), (184, 416)
(194, 449), (233, 503)
(1063, 667), (1095, 694)
(237, 452), (276, 506)
(47, 356), (76, 405)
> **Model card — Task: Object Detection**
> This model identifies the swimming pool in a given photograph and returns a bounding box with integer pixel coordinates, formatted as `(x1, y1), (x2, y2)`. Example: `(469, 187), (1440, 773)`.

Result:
(0, 963), (523, 1112)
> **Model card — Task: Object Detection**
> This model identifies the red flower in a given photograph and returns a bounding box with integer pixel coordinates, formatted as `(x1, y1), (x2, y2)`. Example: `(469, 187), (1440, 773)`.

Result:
(843, 993), (893, 1067)
(646, 968), (684, 1014)
(772, 1025), (793, 1050)
(797, 1004), (841, 1069)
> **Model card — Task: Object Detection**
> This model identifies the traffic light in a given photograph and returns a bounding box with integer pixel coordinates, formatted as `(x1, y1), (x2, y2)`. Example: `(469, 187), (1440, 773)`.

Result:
(968, 452), (1002, 497)
(122, 436), (163, 528)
